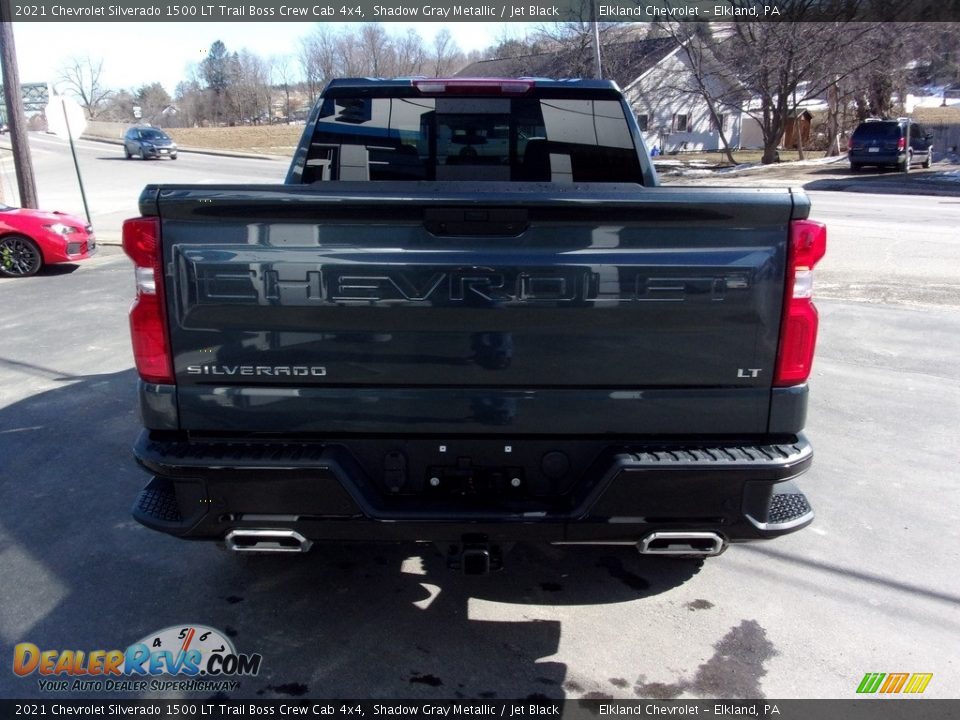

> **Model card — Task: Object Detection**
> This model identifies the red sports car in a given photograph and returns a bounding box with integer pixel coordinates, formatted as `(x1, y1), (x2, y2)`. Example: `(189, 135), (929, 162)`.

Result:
(0, 204), (96, 277)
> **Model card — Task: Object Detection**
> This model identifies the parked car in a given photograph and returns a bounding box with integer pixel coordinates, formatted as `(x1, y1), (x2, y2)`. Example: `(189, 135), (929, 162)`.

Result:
(848, 118), (933, 172)
(0, 204), (96, 277)
(124, 127), (178, 160)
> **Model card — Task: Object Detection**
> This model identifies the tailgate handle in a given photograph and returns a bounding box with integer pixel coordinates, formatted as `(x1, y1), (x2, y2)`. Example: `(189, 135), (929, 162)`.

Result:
(424, 208), (528, 237)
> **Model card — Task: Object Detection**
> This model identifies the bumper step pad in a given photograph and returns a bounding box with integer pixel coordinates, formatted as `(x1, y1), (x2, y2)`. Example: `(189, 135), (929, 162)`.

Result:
(135, 481), (182, 523)
(769, 493), (812, 525)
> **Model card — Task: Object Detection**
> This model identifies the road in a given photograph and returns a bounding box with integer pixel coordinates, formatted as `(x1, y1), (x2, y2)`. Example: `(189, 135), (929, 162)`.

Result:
(808, 191), (960, 308)
(0, 137), (958, 702)
(0, 132), (288, 242)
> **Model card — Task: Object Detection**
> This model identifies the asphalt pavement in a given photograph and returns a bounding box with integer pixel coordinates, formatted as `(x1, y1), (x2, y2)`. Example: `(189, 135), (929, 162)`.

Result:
(0, 135), (957, 702)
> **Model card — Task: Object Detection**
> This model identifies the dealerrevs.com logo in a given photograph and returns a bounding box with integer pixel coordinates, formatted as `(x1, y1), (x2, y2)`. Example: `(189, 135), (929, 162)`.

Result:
(13, 625), (262, 693)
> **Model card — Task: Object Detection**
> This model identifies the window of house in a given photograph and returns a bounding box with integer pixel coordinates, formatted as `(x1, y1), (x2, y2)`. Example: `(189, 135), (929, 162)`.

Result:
(672, 113), (689, 132)
(636, 113), (649, 132)
(710, 113), (727, 133)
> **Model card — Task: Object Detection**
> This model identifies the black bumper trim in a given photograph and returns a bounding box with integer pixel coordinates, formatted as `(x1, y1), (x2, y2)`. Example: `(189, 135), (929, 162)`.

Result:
(132, 431), (813, 543)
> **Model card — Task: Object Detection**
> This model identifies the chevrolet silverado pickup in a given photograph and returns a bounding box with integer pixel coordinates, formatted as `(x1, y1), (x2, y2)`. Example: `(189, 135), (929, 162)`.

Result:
(123, 78), (825, 573)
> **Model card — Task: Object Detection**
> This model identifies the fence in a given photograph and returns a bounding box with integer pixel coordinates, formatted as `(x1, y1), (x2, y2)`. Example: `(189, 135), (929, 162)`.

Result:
(927, 123), (960, 157)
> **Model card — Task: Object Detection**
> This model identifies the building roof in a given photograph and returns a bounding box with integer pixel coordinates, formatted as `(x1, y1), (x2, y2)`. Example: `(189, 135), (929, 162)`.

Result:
(455, 37), (679, 90)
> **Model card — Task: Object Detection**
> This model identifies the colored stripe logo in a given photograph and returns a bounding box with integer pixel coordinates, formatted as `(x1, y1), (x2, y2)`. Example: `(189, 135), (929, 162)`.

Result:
(857, 672), (933, 694)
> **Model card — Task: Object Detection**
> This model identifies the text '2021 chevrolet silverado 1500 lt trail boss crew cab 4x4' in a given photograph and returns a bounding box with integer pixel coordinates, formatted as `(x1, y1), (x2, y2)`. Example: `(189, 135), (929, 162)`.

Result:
(123, 78), (825, 573)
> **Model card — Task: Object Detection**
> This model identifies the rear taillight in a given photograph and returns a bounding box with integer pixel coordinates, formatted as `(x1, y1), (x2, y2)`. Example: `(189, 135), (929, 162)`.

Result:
(774, 219), (827, 387)
(897, 137), (906, 151)
(122, 217), (173, 384)
(847, 137), (854, 151)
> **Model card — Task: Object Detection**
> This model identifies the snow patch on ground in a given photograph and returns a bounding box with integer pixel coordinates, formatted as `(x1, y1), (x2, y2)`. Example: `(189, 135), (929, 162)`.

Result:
(905, 91), (960, 112)
(660, 154), (847, 177)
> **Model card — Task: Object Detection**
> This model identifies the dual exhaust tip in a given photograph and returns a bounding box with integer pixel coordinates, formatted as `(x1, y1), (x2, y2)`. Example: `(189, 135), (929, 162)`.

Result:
(224, 529), (727, 558)
(225, 529), (312, 553)
(638, 531), (726, 557)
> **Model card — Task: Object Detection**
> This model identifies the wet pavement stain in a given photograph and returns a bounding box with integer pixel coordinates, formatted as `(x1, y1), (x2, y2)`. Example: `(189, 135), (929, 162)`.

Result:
(410, 673), (443, 687)
(632, 680), (684, 700)
(263, 683), (309, 697)
(609, 678), (630, 688)
(686, 599), (715, 611)
(225, 596), (244, 604)
(633, 620), (777, 699)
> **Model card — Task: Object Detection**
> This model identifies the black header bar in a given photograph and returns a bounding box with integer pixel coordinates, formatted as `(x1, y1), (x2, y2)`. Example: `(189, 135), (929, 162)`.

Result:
(1, 0), (959, 22)
(2, 700), (960, 720)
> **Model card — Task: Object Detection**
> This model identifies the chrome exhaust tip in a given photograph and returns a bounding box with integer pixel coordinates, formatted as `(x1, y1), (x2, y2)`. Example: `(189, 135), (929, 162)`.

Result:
(638, 531), (726, 557)
(225, 529), (312, 553)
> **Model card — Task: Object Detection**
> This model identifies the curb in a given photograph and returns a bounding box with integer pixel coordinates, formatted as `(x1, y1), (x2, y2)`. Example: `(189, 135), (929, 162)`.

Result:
(801, 180), (960, 198)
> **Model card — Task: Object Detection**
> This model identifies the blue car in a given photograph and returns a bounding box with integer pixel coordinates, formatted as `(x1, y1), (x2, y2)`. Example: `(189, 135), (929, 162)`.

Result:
(124, 126), (178, 160)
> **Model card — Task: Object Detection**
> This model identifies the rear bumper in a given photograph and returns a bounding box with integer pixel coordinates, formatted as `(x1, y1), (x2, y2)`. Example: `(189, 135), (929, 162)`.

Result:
(144, 147), (177, 158)
(131, 431), (814, 547)
(849, 150), (904, 165)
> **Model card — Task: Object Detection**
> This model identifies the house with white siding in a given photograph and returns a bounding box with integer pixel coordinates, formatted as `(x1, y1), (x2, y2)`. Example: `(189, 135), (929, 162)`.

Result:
(458, 37), (756, 154)
(621, 40), (748, 153)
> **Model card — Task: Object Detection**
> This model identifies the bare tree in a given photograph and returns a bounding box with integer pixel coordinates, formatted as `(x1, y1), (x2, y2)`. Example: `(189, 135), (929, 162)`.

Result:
(136, 82), (173, 125)
(173, 79), (204, 127)
(99, 88), (136, 122)
(395, 28), (427, 76)
(360, 23), (393, 77)
(55, 56), (112, 118)
(717, 19), (888, 163)
(432, 29), (463, 77)
(227, 50), (271, 124)
(271, 54), (295, 120)
(298, 32), (324, 104)
(651, 24), (741, 164)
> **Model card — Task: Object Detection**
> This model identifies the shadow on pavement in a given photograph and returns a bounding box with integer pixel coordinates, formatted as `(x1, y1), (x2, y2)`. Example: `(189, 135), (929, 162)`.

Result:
(38, 263), (82, 277)
(0, 369), (703, 700)
(803, 169), (959, 195)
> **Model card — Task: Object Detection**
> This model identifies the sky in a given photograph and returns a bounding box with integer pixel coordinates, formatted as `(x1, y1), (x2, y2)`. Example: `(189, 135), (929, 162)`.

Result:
(11, 21), (541, 96)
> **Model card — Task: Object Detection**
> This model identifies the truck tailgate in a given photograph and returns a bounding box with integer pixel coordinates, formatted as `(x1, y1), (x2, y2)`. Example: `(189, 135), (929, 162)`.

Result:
(146, 182), (805, 436)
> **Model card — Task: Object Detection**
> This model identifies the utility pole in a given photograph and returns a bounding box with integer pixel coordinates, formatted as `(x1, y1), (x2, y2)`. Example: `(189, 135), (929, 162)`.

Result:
(0, 15), (39, 208)
(591, 1), (603, 79)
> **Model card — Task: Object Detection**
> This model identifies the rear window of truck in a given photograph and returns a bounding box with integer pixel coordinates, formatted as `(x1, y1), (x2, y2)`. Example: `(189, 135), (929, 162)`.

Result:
(300, 94), (642, 183)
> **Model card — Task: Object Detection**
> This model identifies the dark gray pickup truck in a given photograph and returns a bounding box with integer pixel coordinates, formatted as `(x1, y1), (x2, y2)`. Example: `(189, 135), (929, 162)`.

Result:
(123, 78), (825, 573)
